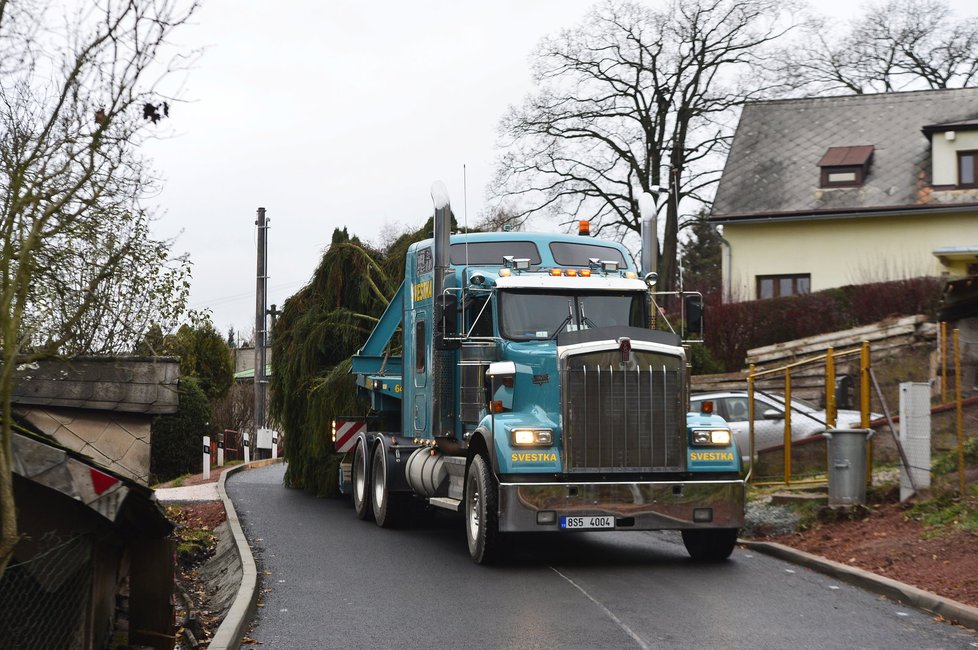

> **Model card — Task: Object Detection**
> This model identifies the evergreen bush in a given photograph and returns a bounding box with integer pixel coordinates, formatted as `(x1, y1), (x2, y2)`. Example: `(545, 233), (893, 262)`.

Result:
(271, 222), (438, 496)
(150, 376), (210, 483)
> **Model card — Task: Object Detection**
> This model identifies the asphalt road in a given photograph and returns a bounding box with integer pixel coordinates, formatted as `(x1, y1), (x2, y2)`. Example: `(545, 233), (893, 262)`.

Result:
(227, 463), (978, 649)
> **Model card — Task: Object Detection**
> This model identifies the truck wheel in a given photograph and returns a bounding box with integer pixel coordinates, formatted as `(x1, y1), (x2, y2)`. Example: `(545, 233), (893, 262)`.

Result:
(352, 440), (373, 521)
(371, 442), (406, 528)
(465, 454), (501, 564)
(681, 528), (738, 562)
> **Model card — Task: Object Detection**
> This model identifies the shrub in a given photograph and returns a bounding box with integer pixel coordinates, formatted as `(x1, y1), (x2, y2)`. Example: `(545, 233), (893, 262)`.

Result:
(150, 376), (210, 483)
(701, 276), (944, 372)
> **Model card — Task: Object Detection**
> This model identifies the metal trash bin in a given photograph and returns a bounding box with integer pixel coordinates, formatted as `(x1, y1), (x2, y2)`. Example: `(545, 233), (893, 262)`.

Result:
(824, 428), (874, 506)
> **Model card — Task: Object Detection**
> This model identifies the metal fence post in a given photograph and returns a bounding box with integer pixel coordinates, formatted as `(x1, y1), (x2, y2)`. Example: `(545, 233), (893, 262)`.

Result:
(747, 364), (756, 483)
(860, 341), (872, 485)
(941, 321), (948, 403)
(955, 328), (965, 497)
(826, 347), (836, 429)
(784, 366), (792, 485)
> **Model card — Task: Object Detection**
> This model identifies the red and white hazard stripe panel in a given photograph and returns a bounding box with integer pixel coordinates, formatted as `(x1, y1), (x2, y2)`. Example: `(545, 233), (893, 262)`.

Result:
(333, 420), (366, 453)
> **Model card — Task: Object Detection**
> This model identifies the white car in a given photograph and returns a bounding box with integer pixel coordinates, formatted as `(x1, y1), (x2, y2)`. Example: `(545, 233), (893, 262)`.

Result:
(690, 391), (878, 459)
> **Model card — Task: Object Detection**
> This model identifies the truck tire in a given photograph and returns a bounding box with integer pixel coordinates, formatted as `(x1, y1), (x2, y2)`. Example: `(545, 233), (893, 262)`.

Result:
(465, 454), (501, 564)
(371, 442), (406, 528)
(352, 440), (373, 521)
(681, 528), (738, 562)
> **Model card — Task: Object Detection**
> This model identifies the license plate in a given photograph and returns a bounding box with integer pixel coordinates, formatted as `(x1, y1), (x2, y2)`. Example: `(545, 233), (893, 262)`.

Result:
(560, 515), (615, 530)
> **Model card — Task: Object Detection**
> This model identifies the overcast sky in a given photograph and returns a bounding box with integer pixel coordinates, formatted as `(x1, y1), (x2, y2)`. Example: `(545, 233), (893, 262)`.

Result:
(145, 0), (975, 338)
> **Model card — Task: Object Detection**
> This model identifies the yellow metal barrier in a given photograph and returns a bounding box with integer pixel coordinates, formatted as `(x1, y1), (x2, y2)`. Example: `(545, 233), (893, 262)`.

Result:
(747, 342), (872, 486)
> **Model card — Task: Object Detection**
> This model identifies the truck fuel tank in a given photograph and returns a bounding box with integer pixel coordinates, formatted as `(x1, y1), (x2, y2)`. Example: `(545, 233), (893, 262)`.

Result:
(405, 447), (448, 498)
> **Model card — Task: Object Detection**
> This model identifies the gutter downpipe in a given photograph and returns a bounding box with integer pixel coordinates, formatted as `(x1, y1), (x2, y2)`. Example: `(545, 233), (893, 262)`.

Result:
(716, 226), (732, 303)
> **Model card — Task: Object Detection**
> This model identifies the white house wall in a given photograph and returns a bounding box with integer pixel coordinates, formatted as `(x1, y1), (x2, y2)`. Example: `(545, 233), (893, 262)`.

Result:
(722, 212), (978, 302)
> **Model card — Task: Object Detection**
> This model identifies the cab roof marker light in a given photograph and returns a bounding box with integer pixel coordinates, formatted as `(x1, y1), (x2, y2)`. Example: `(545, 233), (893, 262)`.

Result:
(566, 269), (578, 277)
(549, 268), (563, 276)
(579, 269), (591, 277)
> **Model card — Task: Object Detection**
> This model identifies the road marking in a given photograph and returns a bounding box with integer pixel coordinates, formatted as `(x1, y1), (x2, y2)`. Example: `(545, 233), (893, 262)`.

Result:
(549, 566), (650, 650)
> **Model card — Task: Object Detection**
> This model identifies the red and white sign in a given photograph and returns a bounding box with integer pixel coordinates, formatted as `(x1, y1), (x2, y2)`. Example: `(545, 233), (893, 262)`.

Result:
(333, 420), (366, 453)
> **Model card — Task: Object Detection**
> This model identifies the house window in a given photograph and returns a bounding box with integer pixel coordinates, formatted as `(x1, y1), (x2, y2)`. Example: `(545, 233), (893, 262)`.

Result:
(757, 274), (811, 300)
(821, 166), (863, 187)
(958, 150), (978, 188)
(818, 145), (874, 188)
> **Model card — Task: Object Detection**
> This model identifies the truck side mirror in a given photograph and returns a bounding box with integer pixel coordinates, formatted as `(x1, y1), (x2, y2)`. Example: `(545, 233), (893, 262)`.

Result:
(434, 293), (461, 350)
(684, 293), (704, 338)
(486, 361), (516, 411)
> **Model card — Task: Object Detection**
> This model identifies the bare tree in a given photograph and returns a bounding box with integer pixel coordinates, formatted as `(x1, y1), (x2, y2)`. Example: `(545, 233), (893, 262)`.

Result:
(0, 0), (199, 573)
(211, 382), (256, 443)
(490, 0), (796, 292)
(783, 0), (978, 94)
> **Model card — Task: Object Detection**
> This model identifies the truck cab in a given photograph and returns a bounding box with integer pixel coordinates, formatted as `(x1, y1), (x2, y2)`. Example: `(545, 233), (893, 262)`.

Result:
(346, 192), (744, 564)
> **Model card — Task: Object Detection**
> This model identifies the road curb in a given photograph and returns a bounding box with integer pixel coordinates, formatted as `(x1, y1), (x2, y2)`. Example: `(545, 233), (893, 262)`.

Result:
(208, 458), (284, 650)
(740, 539), (978, 631)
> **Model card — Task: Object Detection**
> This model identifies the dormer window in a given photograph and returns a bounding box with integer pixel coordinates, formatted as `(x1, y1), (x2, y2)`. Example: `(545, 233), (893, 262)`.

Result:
(818, 145), (874, 188)
(922, 119), (978, 189)
(959, 150), (978, 188)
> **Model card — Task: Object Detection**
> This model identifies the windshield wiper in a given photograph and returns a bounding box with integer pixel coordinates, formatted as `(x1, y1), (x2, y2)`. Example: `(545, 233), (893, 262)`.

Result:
(579, 301), (597, 329)
(550, 299), (575, 340)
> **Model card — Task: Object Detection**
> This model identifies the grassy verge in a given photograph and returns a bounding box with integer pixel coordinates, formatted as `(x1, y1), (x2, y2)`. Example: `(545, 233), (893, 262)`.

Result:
(166, 505), (218, 565)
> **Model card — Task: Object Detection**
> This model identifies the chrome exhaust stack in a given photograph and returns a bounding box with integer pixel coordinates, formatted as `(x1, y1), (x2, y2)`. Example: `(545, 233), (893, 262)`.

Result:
(429, 181), (457, 439)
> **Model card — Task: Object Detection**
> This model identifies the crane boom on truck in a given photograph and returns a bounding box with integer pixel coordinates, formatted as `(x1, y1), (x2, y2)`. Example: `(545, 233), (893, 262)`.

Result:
(339, 182), (745, 564)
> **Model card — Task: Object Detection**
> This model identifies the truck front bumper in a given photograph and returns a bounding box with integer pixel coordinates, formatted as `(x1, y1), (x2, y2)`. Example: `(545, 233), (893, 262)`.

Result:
(497, 479), (745, 532)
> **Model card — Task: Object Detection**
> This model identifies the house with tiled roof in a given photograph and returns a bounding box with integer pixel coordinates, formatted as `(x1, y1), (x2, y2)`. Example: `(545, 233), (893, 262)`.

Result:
(709, 88), (978, 302)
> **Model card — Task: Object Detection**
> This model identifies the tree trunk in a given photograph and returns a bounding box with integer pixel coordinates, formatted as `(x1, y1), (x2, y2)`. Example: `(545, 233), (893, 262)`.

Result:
(0, 383), (18, 576)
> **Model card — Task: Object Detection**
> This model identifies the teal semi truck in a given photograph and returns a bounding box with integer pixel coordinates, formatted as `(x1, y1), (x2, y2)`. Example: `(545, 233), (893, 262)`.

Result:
(340, 183), (744, 564)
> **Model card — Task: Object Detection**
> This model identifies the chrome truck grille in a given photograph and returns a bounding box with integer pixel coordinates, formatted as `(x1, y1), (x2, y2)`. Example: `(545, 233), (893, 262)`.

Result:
(562, 349), (685, 473)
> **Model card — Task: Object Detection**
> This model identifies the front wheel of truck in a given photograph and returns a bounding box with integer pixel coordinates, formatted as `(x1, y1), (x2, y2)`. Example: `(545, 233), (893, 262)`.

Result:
(465, 454), (501, 564)
(681, 528), (739, 562)
(352, 440), (373, 521)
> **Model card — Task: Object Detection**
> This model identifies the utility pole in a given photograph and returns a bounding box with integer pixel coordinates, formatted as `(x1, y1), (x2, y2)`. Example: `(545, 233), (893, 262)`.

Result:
(255, 208), (269, 439)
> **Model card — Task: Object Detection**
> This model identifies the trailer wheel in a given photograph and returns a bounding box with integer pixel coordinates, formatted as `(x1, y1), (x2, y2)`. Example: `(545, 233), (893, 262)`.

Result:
(371, 442), (406, 528)
(681, 528), (738, 562)
(465, 454), (501, 564)
(352, 440), (373, 521)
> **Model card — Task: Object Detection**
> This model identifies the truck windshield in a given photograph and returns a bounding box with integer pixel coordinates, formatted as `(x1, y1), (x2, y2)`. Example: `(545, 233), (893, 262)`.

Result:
(498, 291), (644, 341)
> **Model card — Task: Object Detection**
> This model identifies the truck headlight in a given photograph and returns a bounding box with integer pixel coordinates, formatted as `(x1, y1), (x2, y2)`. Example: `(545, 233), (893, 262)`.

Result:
(512, 429), (553, 446)
(692, 429), (731, 446)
